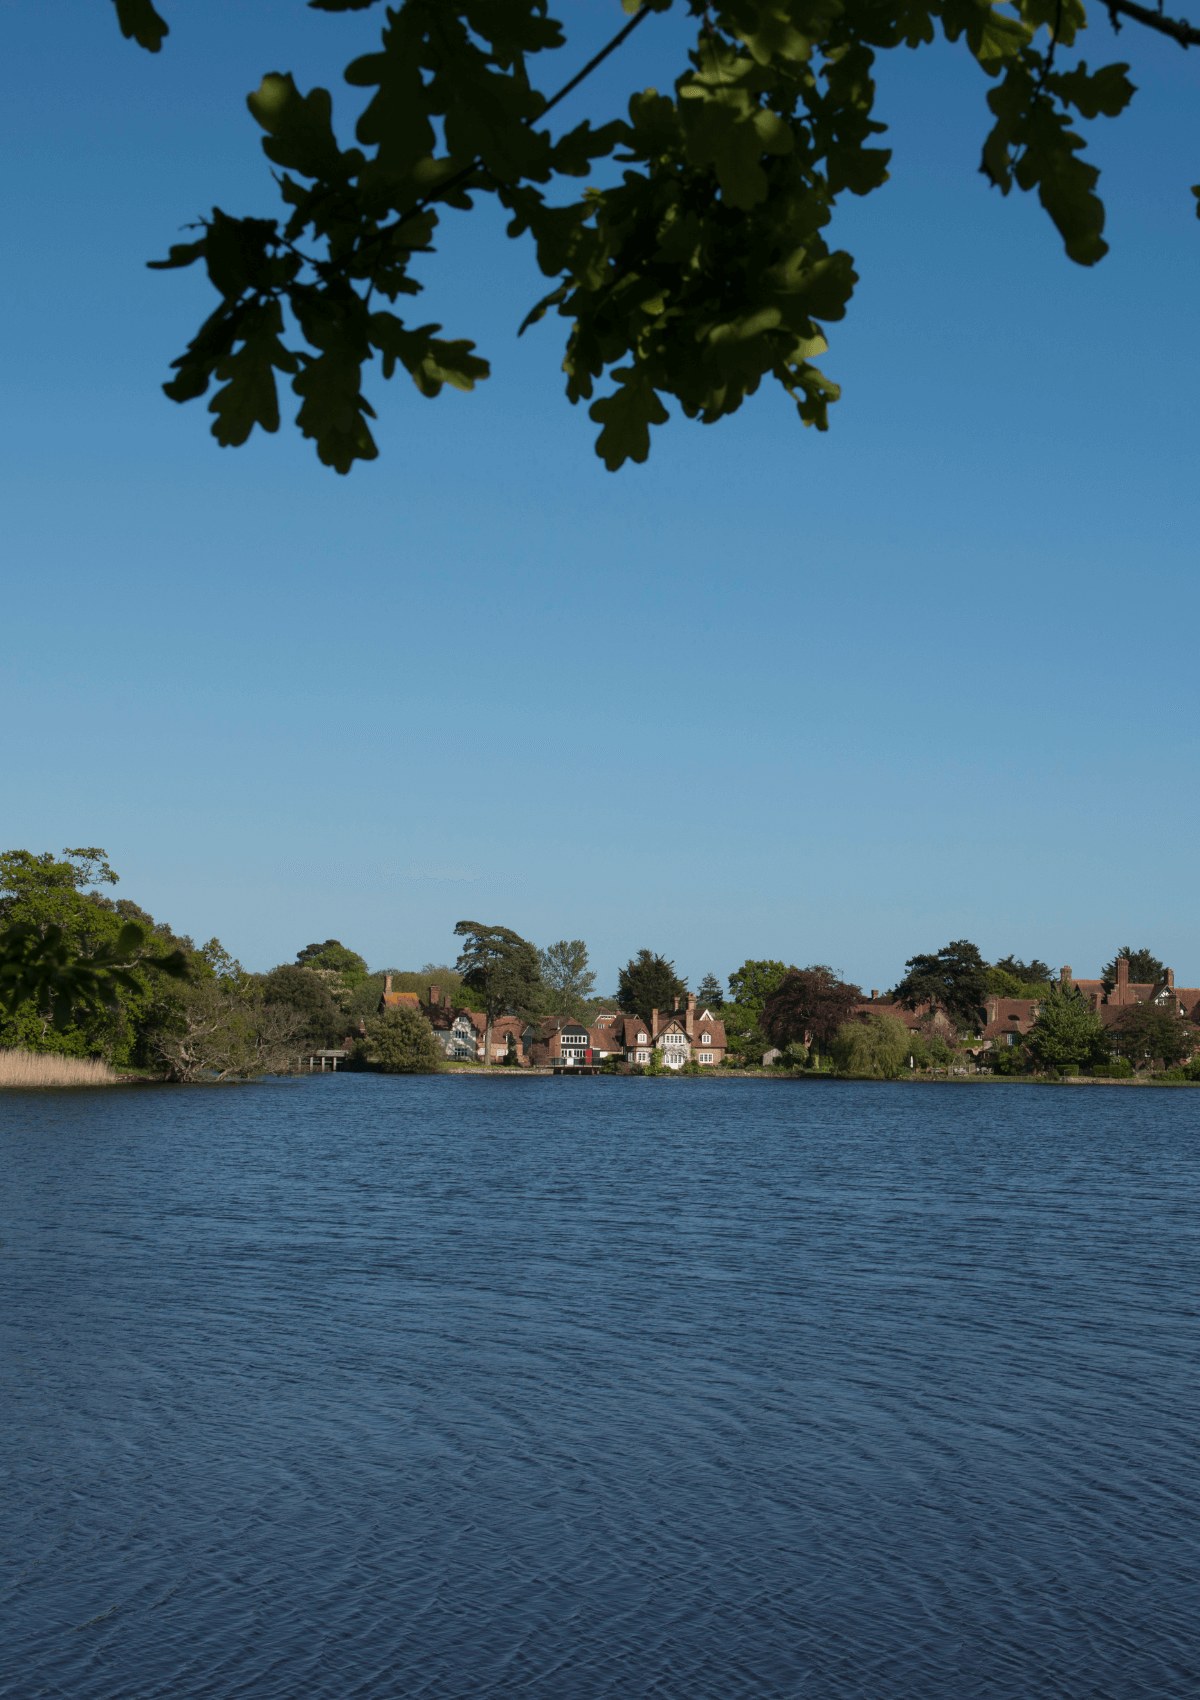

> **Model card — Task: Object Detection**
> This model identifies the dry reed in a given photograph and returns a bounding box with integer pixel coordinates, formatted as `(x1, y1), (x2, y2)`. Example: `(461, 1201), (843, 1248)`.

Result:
(0, 1048), (117, 1088)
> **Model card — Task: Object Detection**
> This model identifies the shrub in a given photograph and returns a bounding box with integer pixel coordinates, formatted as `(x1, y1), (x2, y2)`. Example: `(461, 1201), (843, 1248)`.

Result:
(991, 1045), (1025, 1075)
(1092, 1064), (1110, 1077)
(1108, 1057), (1134, 1079)
(361, 1005), (442, 1074)
(1060, 1063), (1079, 1077)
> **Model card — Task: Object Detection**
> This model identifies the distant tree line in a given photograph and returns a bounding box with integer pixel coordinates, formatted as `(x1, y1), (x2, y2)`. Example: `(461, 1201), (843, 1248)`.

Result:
(1, 848), (1190, 1079)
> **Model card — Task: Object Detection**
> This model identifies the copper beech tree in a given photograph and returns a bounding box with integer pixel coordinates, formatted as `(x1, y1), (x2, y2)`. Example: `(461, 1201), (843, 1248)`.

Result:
(100, 0), (1200, 472)
(760, 965), (863, 1052)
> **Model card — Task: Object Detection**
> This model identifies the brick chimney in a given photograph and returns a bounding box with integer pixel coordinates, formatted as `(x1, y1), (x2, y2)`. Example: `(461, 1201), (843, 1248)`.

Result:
(429, 984), (439, 1006)
(1116, 957), (1130, 1003)
(673, 995), (679, 1011)
(686, 992), (695, 1038)
(871, 990), (878, 1001)
(1060, 966), (1071, 985)
(651, 1008), (658, 1038)
(384, 973), (393, 995)
(1167, 967), (1175, 988)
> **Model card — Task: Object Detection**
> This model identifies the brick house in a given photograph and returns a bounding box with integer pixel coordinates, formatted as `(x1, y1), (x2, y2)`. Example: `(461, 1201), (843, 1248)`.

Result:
(421, 983), (525, 1063)
(980, 997), (1042, 1052)
(1061, 959), (1200, 1027)
(524, 1015), (623, 1068)
(617, 995), (727, 1067)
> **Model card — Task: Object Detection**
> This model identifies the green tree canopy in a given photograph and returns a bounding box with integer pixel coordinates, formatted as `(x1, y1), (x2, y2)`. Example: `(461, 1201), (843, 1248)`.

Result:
(454, 920), (543, 1063)
(987, 965), (1052, 998)
(105, 0), (1196, 473)
(1101, 946), (1168, 991)
(150, 958), (303, 1081)
(295, 939), (370, 985)
(726, 958), (791, 1013)
(993, 954), (1052, 984)
(1109, 1002), (1195, 1069)
(0, 849), (188, 1050)
(617, 948), (687, 1017)
(539, 938), (597, 1019)
(362, 1003), (443, 1072)
(761, 965), (864, 1051)
(1025, 981), (1108, 1067)
(719, 1000), (768, 1065)
(261, 964), (347, 1052)
(893, 939), (989, 1029)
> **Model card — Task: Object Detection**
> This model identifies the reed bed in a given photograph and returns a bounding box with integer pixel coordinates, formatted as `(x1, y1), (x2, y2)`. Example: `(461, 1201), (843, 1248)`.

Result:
(0, 1048), (117, 1087)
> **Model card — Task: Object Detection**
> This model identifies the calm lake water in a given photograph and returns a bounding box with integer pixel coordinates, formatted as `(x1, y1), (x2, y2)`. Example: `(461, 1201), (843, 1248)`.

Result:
(2, 1076), (1198, 1699)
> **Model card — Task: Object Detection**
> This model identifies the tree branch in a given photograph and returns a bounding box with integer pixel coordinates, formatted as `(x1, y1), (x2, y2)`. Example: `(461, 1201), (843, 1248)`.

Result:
(1106, 0), (1200, 47)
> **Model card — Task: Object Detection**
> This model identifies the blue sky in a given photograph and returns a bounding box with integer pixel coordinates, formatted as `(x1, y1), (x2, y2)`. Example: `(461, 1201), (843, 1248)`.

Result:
(2, 0), (1198, 994)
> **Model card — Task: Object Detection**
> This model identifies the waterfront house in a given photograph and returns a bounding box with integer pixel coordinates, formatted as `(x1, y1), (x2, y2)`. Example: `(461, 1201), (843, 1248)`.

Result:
(624, 996), (726, 1067)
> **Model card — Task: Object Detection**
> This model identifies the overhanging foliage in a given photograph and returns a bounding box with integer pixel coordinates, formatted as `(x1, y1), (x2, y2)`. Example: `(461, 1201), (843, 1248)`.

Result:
(112, 0), (1196, 471)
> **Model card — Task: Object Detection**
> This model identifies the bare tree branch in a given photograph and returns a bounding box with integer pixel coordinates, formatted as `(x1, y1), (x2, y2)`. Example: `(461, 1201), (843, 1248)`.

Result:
(1107, 0), (1200, 48)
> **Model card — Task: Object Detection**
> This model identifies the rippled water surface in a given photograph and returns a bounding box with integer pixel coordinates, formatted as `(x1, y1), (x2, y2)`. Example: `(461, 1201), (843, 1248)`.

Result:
(2, 1076), (1198, 1699)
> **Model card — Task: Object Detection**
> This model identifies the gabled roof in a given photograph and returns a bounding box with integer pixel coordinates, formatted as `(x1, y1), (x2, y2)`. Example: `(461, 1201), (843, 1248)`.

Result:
(382, 990), (421, 1010)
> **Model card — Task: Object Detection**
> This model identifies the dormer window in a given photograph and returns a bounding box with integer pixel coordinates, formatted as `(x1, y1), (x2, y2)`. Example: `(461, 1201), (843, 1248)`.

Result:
(637, 1032), (647, 1043)
(701, 1032), (710, 1044)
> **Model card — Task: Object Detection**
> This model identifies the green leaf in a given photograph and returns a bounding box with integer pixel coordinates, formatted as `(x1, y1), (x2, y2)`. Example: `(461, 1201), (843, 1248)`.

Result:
(147, 237), (207, 272)
(1052, 61), (1135, 121)
(110, 0), (168, 53)
(202, 210), (281, 300)
(942, 0), (1030, 65)
(207, 302), (299, 446)
(347, 10), (437, 179)
(289, 295), (378, 472)
(678, 40), (793, 209)
(714, 0), (832, 67)
(589, 367), (670, 469)
(368, 311), (490, 393)
(248, 74), (346, 180)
